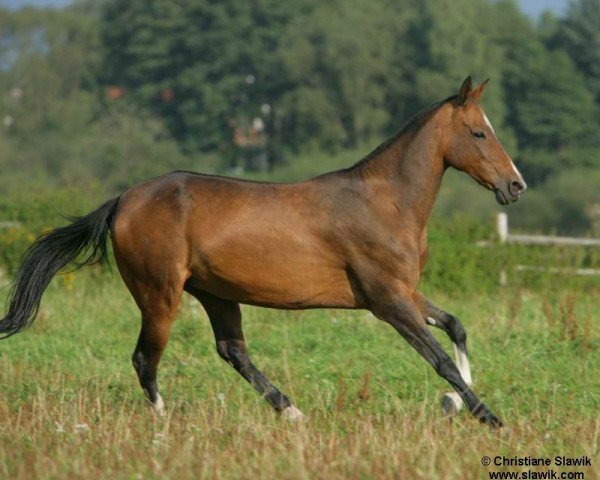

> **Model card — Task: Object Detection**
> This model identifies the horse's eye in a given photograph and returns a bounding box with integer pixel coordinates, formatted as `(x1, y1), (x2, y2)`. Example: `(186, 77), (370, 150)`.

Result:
(472, 131), (486, 139)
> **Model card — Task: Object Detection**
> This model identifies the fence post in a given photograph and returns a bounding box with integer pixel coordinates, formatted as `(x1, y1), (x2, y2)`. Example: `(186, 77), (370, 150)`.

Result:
(497, 212), (508, 286)
(497, 212), (508, 244)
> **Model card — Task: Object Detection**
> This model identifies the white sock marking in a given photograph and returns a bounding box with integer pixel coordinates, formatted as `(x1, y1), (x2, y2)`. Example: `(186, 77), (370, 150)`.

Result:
(281, 405), (305, 422)
(442, 392), (464, 415)
(153, 394), (166, 417)
(442, 343), (473, 415)
(453, 343), (473, 386)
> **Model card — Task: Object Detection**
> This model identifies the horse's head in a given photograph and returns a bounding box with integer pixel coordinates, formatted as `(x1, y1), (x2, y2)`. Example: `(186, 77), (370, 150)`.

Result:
(443, 76), (526, 205)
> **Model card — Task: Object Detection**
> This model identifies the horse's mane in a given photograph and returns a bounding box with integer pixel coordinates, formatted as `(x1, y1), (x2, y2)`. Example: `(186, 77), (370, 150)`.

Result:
(351, 95), (458, 170)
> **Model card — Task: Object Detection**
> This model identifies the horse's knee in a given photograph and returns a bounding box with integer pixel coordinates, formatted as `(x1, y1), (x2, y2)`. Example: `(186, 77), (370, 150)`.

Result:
(434, 355), (460, 380)
(215, 341), (230, 362)
(215, 339), (247, 362)
(132, 350), (144, 376)
(224, 342), (251, 370)
(447, 315), (467, 346)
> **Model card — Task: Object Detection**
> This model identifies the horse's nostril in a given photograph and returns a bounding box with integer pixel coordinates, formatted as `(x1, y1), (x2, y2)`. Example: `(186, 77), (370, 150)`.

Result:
(510, 180), (527, 195)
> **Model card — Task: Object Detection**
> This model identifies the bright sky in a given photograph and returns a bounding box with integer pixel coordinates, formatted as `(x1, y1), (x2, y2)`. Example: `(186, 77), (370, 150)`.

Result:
(1, 0), (73, 8)
(518, 0), (568, 17)
(0, 0), (570, 17)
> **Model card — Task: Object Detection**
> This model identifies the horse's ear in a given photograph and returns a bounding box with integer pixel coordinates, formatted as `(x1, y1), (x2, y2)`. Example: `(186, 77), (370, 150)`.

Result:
(458, 76), (473, 104)
(470, 78), (489, 102)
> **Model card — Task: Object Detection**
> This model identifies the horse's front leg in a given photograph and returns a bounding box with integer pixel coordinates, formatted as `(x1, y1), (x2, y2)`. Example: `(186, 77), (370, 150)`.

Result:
(370, 291), (501, 428)
(414, 292), (472, 415)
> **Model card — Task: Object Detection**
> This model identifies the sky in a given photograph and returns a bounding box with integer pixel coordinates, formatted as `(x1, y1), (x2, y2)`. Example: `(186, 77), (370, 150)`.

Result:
(0, 0), (570, 17)
(517, 0), (568, 17)
(1, 0), (71, 8)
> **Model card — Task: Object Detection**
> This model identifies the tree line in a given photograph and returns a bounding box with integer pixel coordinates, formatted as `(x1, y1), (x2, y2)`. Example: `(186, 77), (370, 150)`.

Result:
(0, 0), (599, 233)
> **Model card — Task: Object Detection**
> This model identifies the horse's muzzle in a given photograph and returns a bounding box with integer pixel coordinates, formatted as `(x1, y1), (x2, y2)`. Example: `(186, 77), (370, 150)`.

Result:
(509, 179), (527, 196)
(495, 179), (527, 205)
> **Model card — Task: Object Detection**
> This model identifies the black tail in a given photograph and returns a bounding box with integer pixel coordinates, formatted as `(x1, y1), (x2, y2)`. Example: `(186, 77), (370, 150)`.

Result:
(0, 196), (120, 339)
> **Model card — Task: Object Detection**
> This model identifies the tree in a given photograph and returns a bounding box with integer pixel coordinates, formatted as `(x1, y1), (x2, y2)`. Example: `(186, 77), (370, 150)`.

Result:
(0, 7), (101, 135)
(405, 0), (514, 151)
(511, 50), (595, 150)
(0, 6), (197, 192)
(485, 1), (598, 183)
(551, 0), (600, 103)
(276, 0), (413, 150)
(100, 0), (301, 166)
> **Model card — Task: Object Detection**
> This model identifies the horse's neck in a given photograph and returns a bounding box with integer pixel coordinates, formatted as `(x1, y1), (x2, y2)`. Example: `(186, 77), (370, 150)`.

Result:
(354, 115), (447, 228)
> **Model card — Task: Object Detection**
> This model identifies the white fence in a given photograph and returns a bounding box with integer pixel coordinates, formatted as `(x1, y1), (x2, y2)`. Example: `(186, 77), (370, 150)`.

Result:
(495, 212), (600, 284)
(0, 221), (21, 229)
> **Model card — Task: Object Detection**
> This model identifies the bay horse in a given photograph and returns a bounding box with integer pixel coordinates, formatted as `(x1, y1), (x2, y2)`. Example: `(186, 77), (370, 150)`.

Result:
(0, 77), (525, 427)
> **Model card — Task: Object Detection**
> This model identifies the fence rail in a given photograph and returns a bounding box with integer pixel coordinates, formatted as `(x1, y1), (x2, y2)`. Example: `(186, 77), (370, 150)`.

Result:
(506, 234), (600, 247)
(496, 212), (600, 284)
(0, 221), (21, 229)
(497, 212), (600, 247)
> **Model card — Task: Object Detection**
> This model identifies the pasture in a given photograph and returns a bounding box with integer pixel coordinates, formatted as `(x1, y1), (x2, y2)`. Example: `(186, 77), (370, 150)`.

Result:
(0, 269), (598, 479)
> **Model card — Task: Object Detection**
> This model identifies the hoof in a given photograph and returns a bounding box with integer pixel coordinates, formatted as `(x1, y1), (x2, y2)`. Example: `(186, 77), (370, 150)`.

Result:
(152, 394), (166, 418)
(441, 392), (464, 416)
(280, 405), (306, 422)
(153, 406), (166, 418)
(478, 411), (503, 429)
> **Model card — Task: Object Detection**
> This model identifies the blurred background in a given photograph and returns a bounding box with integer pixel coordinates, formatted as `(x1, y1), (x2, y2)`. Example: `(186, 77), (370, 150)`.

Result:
(0, 0), (598, 265)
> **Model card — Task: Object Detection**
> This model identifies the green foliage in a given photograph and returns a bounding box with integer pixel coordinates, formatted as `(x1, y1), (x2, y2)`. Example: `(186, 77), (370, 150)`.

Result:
(423, 214), (599, 294)
(423, 215), (501, 292)
(550, 0), (600, 102)
(0, 186), (104, 274)
(0, 272), (598, 478)
(503, 167), (600, 235)
(508, 49), (595, 153)
(100, 0), (300, 158)
(0, 6), (221, 192)
(276, 0), (407, 150)
(94, 0), (599, 230)
(409, 0), (506, 120)
(0, 226), (34, 276)
(0, 0), (599, 235)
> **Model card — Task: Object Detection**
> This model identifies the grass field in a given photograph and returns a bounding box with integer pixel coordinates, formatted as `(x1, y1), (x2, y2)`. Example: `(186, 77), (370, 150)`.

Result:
(0, 269), (598, 479)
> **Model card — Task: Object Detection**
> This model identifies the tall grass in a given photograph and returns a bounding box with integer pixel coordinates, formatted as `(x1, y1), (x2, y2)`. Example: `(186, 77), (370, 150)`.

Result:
(0, 271), (598, 479)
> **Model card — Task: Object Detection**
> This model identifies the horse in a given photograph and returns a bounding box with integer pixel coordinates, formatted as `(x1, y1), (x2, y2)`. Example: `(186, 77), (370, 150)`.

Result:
(0, 77), (526, 427)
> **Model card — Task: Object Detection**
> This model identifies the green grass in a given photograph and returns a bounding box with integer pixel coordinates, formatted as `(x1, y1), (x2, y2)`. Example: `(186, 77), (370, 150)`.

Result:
(0, 270), (598, 479)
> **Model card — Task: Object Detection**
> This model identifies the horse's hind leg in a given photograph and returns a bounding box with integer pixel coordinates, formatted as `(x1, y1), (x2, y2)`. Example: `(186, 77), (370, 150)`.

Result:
(119, 272), (184, 416)
(187, 287), (304, 420)
(131, 296), (180, 416)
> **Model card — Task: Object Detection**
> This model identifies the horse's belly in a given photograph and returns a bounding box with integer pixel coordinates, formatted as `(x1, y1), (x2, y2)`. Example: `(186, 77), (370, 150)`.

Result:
(188, 238), (357, 309)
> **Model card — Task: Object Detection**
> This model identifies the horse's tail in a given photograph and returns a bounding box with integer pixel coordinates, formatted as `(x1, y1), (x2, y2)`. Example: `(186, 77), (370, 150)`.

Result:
(0, 196), (121, 339)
